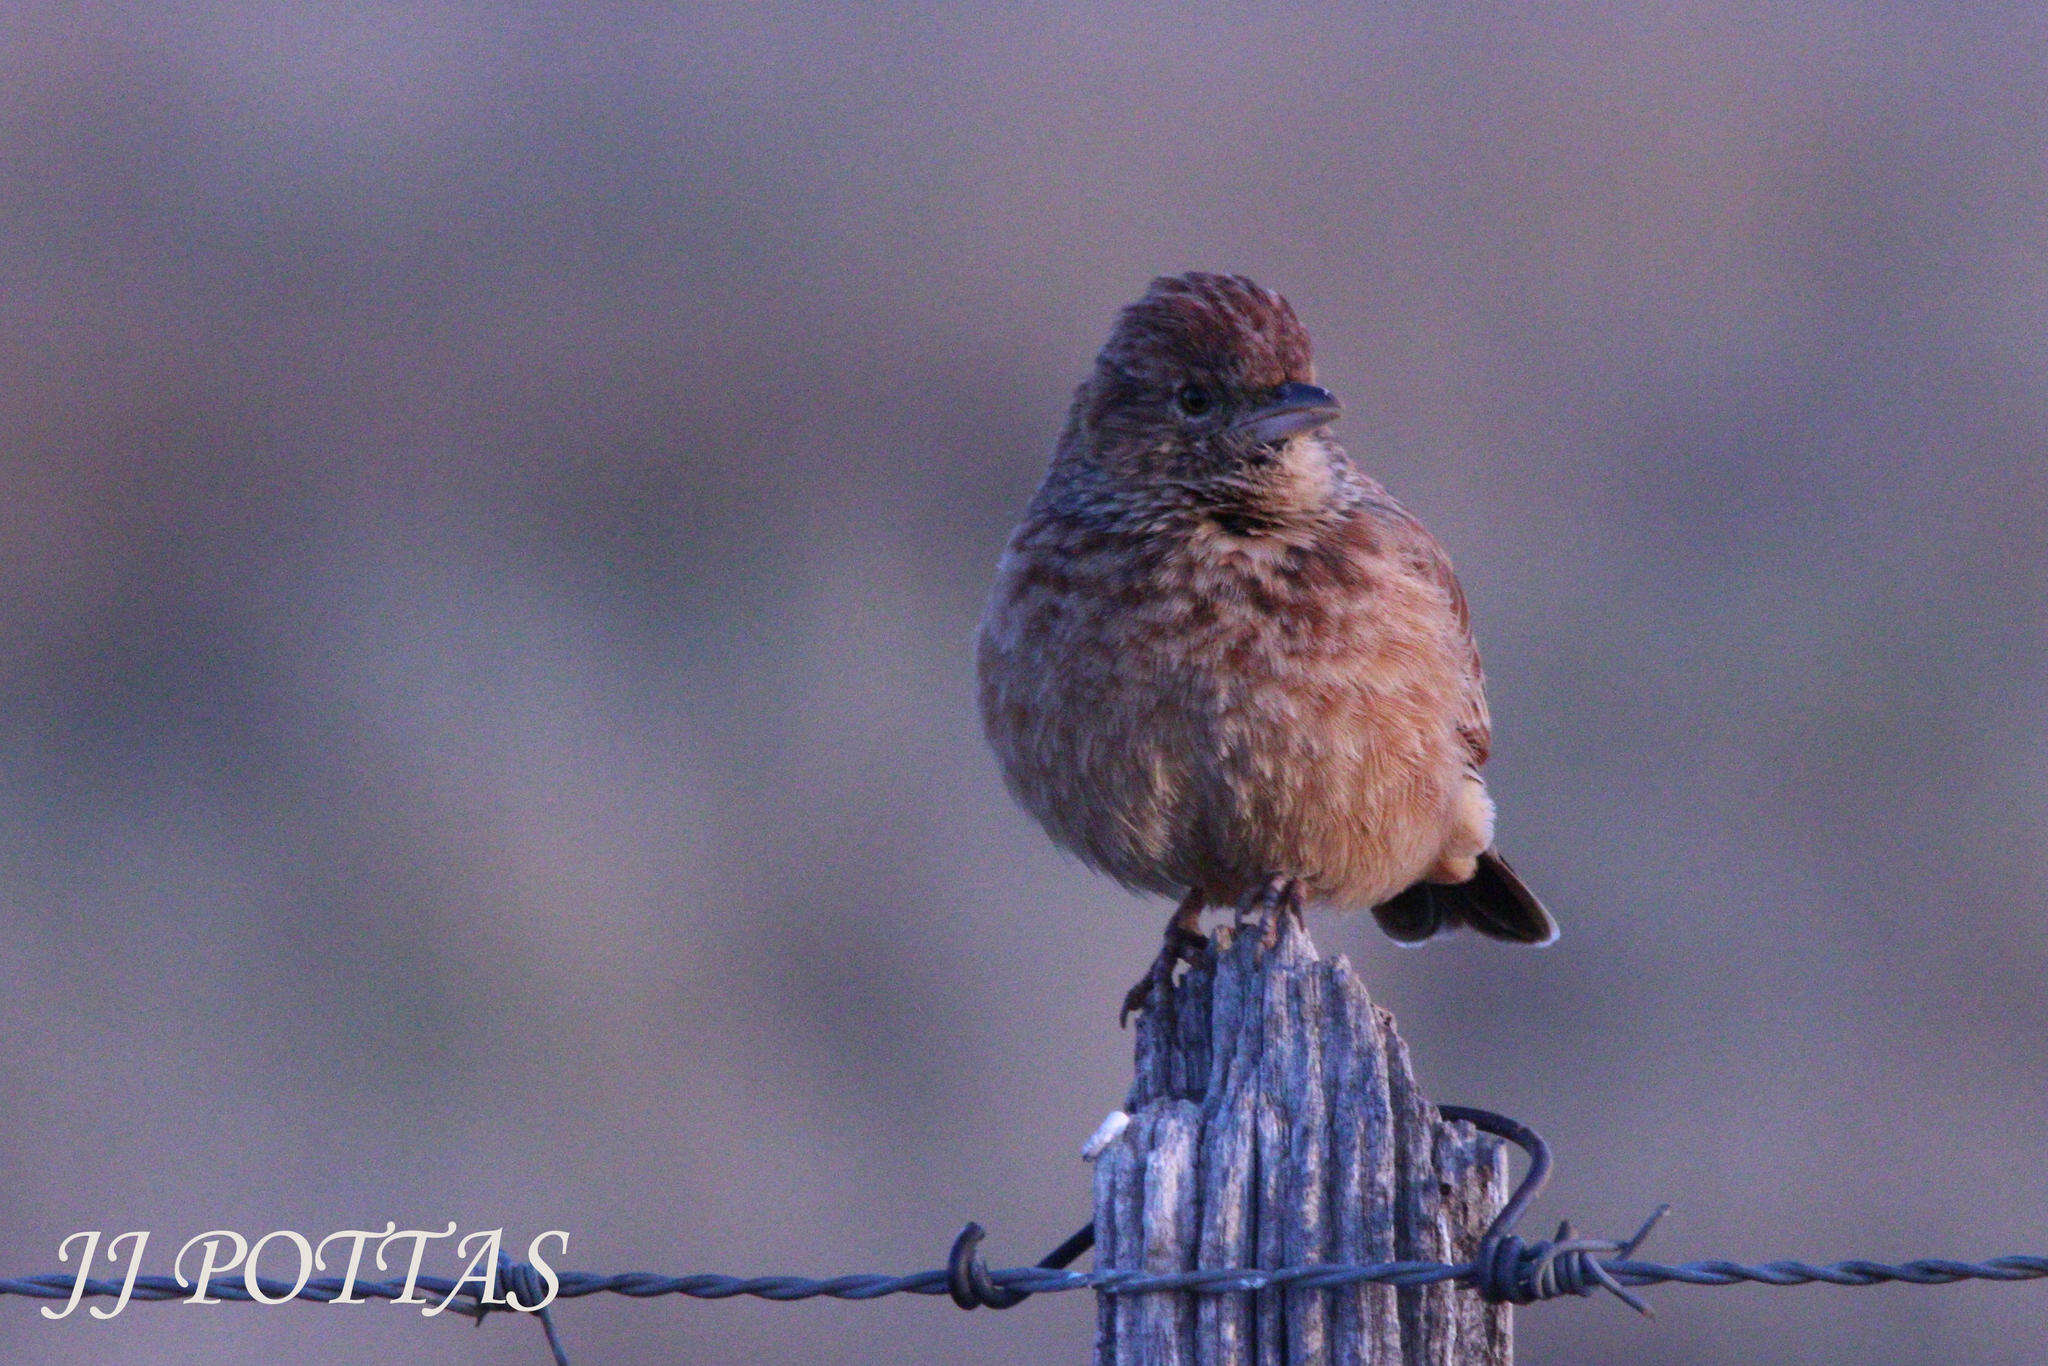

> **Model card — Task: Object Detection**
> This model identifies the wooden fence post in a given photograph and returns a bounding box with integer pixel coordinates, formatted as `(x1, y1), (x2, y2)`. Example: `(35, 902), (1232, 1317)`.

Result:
(1091, 915), (1511, 1366)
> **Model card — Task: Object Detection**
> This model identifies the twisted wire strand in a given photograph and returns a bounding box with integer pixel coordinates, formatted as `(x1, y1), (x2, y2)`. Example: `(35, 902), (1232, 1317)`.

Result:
(533, 1255), (2048, 1299)
(9, 1253), (2047, 1312)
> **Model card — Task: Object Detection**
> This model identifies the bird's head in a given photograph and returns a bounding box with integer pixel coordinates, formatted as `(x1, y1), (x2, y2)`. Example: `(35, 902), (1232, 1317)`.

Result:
(1057, 272), (1344, 525)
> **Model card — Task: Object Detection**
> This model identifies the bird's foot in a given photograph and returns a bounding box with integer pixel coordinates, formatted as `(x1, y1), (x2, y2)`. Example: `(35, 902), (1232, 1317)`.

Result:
(1238, 875), (1305, 948)
(1118, 923), (1208, 1027)
(1119, 893), (1209, 1027)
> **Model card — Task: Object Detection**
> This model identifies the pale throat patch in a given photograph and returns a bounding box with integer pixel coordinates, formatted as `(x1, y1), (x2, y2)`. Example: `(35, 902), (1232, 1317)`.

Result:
(1266, 432), (1342, 515)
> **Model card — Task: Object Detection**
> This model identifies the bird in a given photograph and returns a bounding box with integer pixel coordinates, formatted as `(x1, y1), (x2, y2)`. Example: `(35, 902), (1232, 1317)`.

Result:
(976, 272), (1556, 1022)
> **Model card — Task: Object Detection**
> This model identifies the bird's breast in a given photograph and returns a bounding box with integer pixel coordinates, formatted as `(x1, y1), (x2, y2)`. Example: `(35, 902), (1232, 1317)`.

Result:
(978, 512), (1469, 905)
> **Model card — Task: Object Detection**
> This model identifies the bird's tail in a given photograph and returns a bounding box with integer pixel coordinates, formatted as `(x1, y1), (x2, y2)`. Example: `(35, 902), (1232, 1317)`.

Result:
(1371, 850), (1559, 946)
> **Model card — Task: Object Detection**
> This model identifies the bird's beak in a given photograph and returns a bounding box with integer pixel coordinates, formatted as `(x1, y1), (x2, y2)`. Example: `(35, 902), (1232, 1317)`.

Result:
(1232, 382), (1342, 446)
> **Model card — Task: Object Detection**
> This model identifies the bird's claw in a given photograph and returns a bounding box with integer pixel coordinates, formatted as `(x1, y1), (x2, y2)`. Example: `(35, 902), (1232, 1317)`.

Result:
(1119, 921), (1209, 1027)
(1238, 875), (1304, 947)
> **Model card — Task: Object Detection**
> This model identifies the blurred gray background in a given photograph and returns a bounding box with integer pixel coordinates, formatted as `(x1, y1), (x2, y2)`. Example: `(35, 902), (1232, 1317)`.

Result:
(3, 4), (2045, 1363)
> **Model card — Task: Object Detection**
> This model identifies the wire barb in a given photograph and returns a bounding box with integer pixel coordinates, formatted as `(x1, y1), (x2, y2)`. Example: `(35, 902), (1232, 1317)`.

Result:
(947, 1220), (1096, 1309)
(1441, 1102), (1670, 1314)
(473, 1253), (569, 1366)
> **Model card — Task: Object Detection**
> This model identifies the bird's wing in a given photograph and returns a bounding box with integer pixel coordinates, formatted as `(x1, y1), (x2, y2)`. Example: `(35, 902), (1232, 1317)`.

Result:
(1380, 501), (1492, 765)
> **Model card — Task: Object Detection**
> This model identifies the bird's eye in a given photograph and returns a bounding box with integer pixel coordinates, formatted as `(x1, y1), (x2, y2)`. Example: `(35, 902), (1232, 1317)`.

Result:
(1175, 383), (1213, 417)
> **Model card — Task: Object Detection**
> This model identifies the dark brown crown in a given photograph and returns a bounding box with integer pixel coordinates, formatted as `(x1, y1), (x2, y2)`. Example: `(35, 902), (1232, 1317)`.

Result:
(1096, 272), (1314, 389)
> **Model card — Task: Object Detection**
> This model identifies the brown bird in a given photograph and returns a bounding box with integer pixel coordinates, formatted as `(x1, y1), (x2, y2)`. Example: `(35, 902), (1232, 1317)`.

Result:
(977, 272), (1556, 1021)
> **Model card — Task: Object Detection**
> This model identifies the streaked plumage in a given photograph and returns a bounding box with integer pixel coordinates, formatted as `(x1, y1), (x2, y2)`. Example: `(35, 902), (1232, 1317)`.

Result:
(977, 273), (1554, 990)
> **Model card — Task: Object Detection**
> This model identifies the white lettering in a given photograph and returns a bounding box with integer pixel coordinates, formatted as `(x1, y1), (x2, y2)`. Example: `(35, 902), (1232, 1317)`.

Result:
(376, 1223), (457, 1305)
(41, 1231), (98, 1321)
(515, 1231), (568, 1312)
(426, 1228), (504, 1318)
(313, 1223), (396, 1304)
(245, 1230), (314, 1305)
(174, 1230), (249, 1304)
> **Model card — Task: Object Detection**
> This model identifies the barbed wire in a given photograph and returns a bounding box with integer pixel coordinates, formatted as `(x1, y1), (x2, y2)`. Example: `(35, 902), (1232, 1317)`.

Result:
(7, 1106), (2044, 1365)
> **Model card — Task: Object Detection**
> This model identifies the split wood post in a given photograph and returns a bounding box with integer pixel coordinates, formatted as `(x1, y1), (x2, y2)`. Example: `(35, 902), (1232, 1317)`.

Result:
(1090, 915), (1512, 1366)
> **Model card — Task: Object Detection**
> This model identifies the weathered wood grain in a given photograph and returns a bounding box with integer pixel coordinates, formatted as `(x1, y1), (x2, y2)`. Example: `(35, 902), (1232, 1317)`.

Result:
(1093, 918), (1510, 1366)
